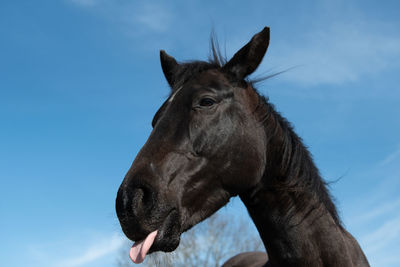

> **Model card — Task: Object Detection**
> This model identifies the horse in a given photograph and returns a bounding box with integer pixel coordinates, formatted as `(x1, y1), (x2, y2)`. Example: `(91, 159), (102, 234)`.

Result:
(116, 27), (370, 266)
(222, 252), (269, 267)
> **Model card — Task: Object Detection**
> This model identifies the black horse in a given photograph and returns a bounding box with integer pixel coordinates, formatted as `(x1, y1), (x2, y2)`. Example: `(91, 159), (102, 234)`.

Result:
(116, 27), (369, 266)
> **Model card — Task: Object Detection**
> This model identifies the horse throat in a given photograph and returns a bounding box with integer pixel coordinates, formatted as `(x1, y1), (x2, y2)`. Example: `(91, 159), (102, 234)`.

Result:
(239, 103), (368, 266)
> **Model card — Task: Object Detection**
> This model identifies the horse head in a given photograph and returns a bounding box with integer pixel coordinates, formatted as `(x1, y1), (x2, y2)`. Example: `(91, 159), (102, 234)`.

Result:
(116, 27), (270, 263)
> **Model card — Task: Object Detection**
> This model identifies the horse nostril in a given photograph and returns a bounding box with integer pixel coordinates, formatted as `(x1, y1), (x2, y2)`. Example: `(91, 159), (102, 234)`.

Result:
(131, 186), (154, 215)
(132, 188), (144, 207)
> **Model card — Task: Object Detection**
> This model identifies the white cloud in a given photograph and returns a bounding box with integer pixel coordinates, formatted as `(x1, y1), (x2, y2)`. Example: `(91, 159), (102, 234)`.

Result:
(68, 0), (173, 34)
(29, 232), (126, 267)
(56, 233), (124, 267)
(266, 21), (400, 86)
(66, 0), (400, 82)
(344, 147), (400, 267)
(361, 215), (400, 253)
(133, 4), (172, 33)
(360, 215), (400, 267)
(378, 145), (400, 167)
(351, 198), (400, 225)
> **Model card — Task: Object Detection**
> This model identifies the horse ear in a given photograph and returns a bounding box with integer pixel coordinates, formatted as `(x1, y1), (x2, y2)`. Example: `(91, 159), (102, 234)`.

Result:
(223, 27), (270, 80)
(160, 50), (181, 88)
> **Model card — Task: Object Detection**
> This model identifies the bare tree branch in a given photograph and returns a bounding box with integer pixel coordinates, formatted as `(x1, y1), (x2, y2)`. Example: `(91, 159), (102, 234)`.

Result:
(116, 211), (264, 267)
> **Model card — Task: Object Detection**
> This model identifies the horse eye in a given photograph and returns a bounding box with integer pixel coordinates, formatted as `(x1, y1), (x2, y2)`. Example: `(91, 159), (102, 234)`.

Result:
(199, 98), (216, 107)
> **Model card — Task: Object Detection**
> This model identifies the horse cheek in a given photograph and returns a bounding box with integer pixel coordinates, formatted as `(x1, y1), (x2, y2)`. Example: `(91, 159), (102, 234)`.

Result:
(189, 114), (229, 156)
(221, 117), (266, 192)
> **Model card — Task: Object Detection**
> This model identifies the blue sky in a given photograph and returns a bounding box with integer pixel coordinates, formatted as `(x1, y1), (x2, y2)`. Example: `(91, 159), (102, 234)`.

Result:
(1, 0), (399, 266)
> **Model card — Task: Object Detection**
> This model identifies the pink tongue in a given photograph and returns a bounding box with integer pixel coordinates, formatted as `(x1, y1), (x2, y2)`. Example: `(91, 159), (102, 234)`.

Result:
(129, 230), (158, 264)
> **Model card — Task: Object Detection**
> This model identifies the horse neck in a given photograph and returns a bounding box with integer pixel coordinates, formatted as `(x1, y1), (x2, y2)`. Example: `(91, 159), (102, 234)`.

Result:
(239, 100), (367, 266)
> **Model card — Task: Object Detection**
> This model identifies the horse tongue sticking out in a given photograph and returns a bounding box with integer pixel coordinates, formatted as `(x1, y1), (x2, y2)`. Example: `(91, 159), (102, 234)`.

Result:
(129, 230), (158, 264)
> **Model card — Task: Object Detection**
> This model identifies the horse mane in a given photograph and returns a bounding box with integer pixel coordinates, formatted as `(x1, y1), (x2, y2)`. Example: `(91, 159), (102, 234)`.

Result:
(259, 95), (342, 226)
(209, 37), (342, 226)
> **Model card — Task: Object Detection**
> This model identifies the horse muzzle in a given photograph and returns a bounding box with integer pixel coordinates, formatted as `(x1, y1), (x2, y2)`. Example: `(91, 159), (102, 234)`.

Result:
(116, 178), (182, 255)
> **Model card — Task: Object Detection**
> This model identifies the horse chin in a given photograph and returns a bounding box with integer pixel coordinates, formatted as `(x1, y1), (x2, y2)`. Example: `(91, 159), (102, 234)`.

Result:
(150, 209), (182, 253)
(151, 235), (180, 253)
